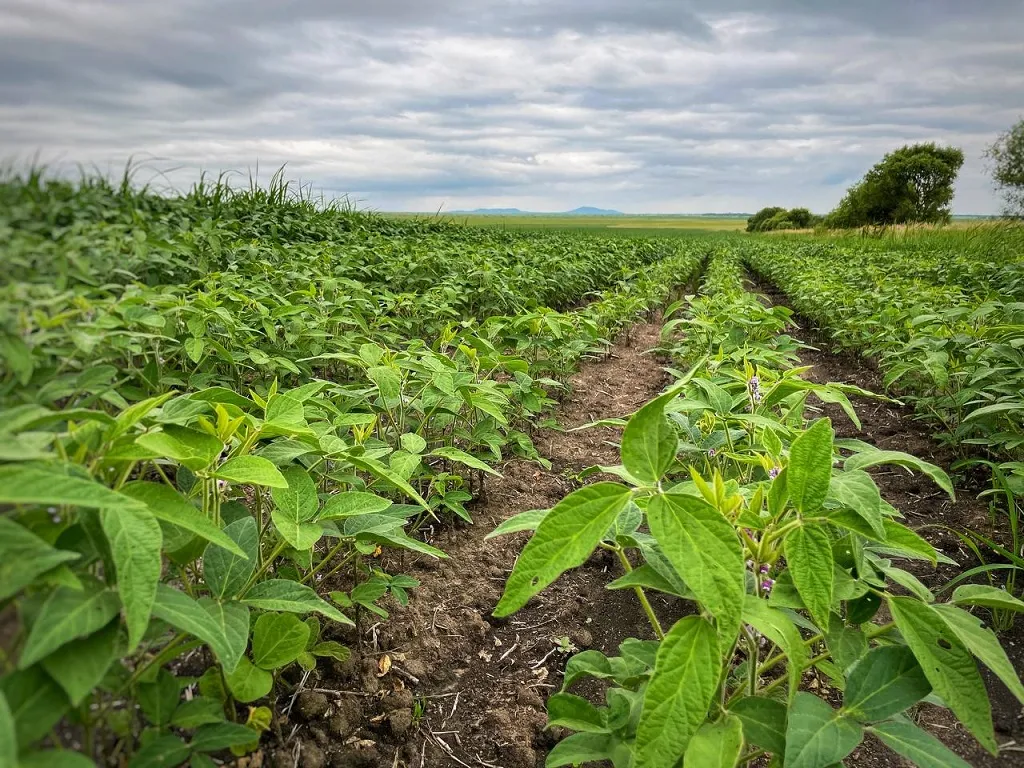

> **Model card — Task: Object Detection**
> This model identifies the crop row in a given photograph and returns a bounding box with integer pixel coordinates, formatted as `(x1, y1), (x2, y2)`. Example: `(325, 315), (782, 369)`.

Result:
(491, 248), (1021, 767)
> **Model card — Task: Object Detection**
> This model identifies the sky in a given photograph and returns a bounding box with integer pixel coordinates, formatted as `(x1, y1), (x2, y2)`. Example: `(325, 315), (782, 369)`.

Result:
(1, 1), (1022, 214)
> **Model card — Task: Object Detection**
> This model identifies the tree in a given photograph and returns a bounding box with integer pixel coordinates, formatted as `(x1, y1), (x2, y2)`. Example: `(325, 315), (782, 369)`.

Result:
(746, 206), (820, 232)
(825, 143), (964, 228)
(746, 207), (786, 232)
(986, 118), (1024, 217)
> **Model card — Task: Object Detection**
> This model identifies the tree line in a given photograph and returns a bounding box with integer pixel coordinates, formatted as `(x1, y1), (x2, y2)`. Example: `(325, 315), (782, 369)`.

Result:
(747, 118), (1024, 232)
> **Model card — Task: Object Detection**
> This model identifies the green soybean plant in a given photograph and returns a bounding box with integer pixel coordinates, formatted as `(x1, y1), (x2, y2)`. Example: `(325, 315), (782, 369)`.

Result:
(492, 387), (1024, 768)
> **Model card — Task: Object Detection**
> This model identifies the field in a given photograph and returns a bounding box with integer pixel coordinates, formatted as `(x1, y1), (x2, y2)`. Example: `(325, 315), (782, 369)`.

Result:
(2, 173), (1024, 768)
(385, 212), (749, 234)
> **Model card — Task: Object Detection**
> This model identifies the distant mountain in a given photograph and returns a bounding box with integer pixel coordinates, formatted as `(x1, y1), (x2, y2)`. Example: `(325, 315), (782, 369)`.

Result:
(451, 206), (624, 215)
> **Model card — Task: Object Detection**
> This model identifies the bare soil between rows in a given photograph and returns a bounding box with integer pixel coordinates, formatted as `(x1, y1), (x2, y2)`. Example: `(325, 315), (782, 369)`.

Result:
(263, 287), (1023, 767)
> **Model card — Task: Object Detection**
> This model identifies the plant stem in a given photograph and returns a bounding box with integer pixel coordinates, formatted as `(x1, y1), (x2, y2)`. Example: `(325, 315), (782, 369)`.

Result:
(614, 548), (665, 640)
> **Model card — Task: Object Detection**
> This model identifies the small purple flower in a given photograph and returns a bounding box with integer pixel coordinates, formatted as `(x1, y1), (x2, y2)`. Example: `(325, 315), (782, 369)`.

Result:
(748, 375), (762, 404)
(768, 466), (780, 479)
(761, 578), (775, 594)
(759, 563), (771, 574)
(216, 479), (230, 493)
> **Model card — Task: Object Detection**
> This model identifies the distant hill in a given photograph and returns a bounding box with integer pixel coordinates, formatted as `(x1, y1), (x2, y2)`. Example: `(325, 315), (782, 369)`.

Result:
(452, 206), (624, 216)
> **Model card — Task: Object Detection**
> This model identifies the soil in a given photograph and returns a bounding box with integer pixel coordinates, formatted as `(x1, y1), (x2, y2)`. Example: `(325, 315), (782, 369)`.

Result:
(265, 284), (1024, 767)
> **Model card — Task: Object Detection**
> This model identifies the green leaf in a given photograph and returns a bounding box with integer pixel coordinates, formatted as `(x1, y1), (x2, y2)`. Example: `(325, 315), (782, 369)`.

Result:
(212, 456), (287, 488)
(171, 696), (225, 728)
(621, 387), (680, 484)
(0, 465), (144, 510)
(127, 734), (190, 768)
(844, 449), (955, 500)
(784, 524), (834, 630)
(951, 584), (1024, 613)
(786, 418), (834, 513)
(241, 580), (354, 625)
(932, 603), (1024, 705)
(547, 733), (616, 767)
(648, 493), (745, 642)
(868, 719), (971, 768)
(484, 508), (549, 539)
(100, 506), (162, 652)
(0, 517), (80, 601)
(151, 585), (236, 669)
(137, 426), (223, 471)
(311, 641), (350, 661)
(138, 669), (181, 727)
(635, 617), (721, 768)
(271, 466), (319, 522)
(367, 366), (401, 405)
(0, 667), (68, 748)
(122, 482), (245, 556)
(494, 483), (631, 617)
(18, 752), (97, 768)
(19, 582), (121, 668)
(430, 446), (501, 477)
(40, 622), (119, 705)
(887, 596), (995, 753)
(730, 696), (787, 756)
(198, 598), (249, 675)
(203, 516), (259, 600)
(842, 646), (931, 722)
(547, 693), (608, 733)
(879, 519), (939, 566)
(184, 337), (205, 363)
(743, 595), (807, 701)
(319, 491), (393, 519)
(784, 692), (862, 768)
(345, 453), (431, 511)
(607, 564), (691, 599)
(190, 721), (261, 751)
(683, 714), (744, 768)
(225, 656), (273, 703)
(252, 613), (311, 670)
(400, 433), (427, 454)
(828, 470), (885, 539)
(0, 691), (16, 768)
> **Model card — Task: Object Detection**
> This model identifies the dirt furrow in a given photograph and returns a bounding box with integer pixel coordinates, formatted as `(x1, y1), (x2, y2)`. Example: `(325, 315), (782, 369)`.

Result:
(279, 322), (675, 768)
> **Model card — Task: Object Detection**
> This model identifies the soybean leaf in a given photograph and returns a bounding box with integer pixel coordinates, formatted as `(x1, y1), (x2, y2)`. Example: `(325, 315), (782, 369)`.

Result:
(887, 596), (996, 753)
(683, 714), (744, 768)
(198, 598), (249, 675)
(0, 465), (143, 509)
(0, 517), (80, 601)
(171, 697), (225, 728)
(345, 453), (431, 511)
(100, 505), (162, 652)
(786, 418), (834, 513)
(137, 426), (223, 471)
(430, 446), (501, 477)
(212, 456), (287, 488)
(127, 734), (191, 768)
(19, 581), (121, 668)
(784, 692), (863, 768)
(40, 622), (119, 705)
(19, 753), (97, 768)
(203, 516), (258, 600)
(242, 579), (354, 625)
(252, 613), (311, 670)
(547, 693), (608, 734)
(621, 386), (681, 484)
(607, 564), (691, 599)
(138, 669), (181, 727)
(932, 603), (1024, 705)
(743, 595), (807, 701)
(400, 433), (427, 454)
(151, 584), (235, 669)
(730, 696), (787, 756)
(485, 508), (549, 539)
(828, 470), (885, 539)
(784, 524), (834, 630)
(951, 584), (1024, 613)
(844, 449), (954, 500)
(494, 483), (632, 617)
(547, 733), (617, 767)
(842, 646), (931, 722)
(190, 721), (261, 751)
(319, 491), (393, 520)
(0, 667), (69, 747)
(0, 691), (16, 768)
(635, 616), (721, 768)
(225, 656), (273, 704)
(648, 493), (745, 643)
(121, 482), (245, 556)
(271, 466), (319, 522)
(868, 719), (971, 768)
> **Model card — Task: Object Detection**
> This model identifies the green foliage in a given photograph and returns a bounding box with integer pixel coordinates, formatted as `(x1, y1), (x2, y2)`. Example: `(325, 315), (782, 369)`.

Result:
(493, 249), (1022, 767)
(746, 207), (820, 232)
(986, 118), (1024, 216)
(825, 143), (965, 227)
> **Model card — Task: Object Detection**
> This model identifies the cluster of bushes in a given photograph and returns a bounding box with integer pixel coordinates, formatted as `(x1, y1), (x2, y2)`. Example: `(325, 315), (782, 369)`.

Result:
(745, 206), (819, 232)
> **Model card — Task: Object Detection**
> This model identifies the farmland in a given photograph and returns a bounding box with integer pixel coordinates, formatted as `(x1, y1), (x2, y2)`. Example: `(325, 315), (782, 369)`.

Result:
(2, 173), (1024, 768)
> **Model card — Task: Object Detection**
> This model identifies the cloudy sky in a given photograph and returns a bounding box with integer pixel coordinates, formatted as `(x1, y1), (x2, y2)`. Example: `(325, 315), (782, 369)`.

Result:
(1, 1), (1022, 213)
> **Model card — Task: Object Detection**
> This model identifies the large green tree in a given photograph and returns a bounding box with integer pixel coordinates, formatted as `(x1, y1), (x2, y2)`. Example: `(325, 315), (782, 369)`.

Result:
(986, 118), (1024, 217)
(825, 143), (964, 227)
